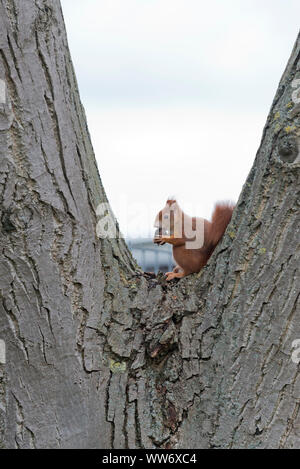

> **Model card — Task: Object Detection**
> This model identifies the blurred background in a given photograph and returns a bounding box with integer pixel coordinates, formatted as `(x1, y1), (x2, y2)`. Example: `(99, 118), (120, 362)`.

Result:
(61, 0), (300, 271)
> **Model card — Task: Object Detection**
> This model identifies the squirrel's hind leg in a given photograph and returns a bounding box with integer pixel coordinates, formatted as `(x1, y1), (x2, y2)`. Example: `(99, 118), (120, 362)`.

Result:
(165, 271), (186, 281)
(165, 265), (182, 278)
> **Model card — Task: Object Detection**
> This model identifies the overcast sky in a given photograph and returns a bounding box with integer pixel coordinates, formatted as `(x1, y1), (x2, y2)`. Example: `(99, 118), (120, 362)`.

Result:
(61, 0), (300, 238)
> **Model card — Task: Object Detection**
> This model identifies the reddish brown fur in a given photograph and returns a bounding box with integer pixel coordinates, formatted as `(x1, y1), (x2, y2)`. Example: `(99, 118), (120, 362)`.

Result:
(209, 203), (235, 246)
(153, 200), (235, 281)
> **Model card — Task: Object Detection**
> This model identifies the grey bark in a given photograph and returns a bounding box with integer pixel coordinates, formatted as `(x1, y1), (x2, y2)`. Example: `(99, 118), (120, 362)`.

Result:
(0, 0), (299, 449)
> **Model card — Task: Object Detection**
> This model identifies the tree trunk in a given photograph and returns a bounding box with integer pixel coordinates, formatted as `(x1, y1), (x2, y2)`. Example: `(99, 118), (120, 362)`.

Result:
(0, 0), (299, 449)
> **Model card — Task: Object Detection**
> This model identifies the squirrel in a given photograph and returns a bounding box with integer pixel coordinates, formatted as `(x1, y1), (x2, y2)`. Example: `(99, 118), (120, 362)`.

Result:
(153, 198), (235, 281)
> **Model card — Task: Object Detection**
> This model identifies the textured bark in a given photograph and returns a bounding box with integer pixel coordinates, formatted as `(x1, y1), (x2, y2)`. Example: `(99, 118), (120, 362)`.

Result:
(0, 0), (299, 449)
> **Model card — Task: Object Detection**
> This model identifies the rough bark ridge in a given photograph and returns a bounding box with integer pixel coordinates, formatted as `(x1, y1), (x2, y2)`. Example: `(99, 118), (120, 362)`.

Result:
(0, 0), (299, 449)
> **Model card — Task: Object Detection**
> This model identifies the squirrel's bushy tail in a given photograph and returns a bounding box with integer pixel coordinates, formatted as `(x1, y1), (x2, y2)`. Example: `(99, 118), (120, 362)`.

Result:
(209, 202), (235, 247)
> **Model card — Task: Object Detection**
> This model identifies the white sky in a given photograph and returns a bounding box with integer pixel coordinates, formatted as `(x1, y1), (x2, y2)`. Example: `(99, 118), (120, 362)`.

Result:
(61, 0), (300, 238)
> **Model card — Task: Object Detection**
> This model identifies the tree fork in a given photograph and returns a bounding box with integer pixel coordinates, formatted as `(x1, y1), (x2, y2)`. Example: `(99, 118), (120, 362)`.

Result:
(0, 1), (299, 449)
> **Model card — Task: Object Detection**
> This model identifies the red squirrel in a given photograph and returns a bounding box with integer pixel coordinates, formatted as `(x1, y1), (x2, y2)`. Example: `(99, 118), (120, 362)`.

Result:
(153, 199), (235, 281)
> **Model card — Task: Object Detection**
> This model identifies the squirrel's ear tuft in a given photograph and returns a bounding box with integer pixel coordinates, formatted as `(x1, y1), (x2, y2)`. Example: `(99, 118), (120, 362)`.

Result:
(166, 195), (177, 205)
